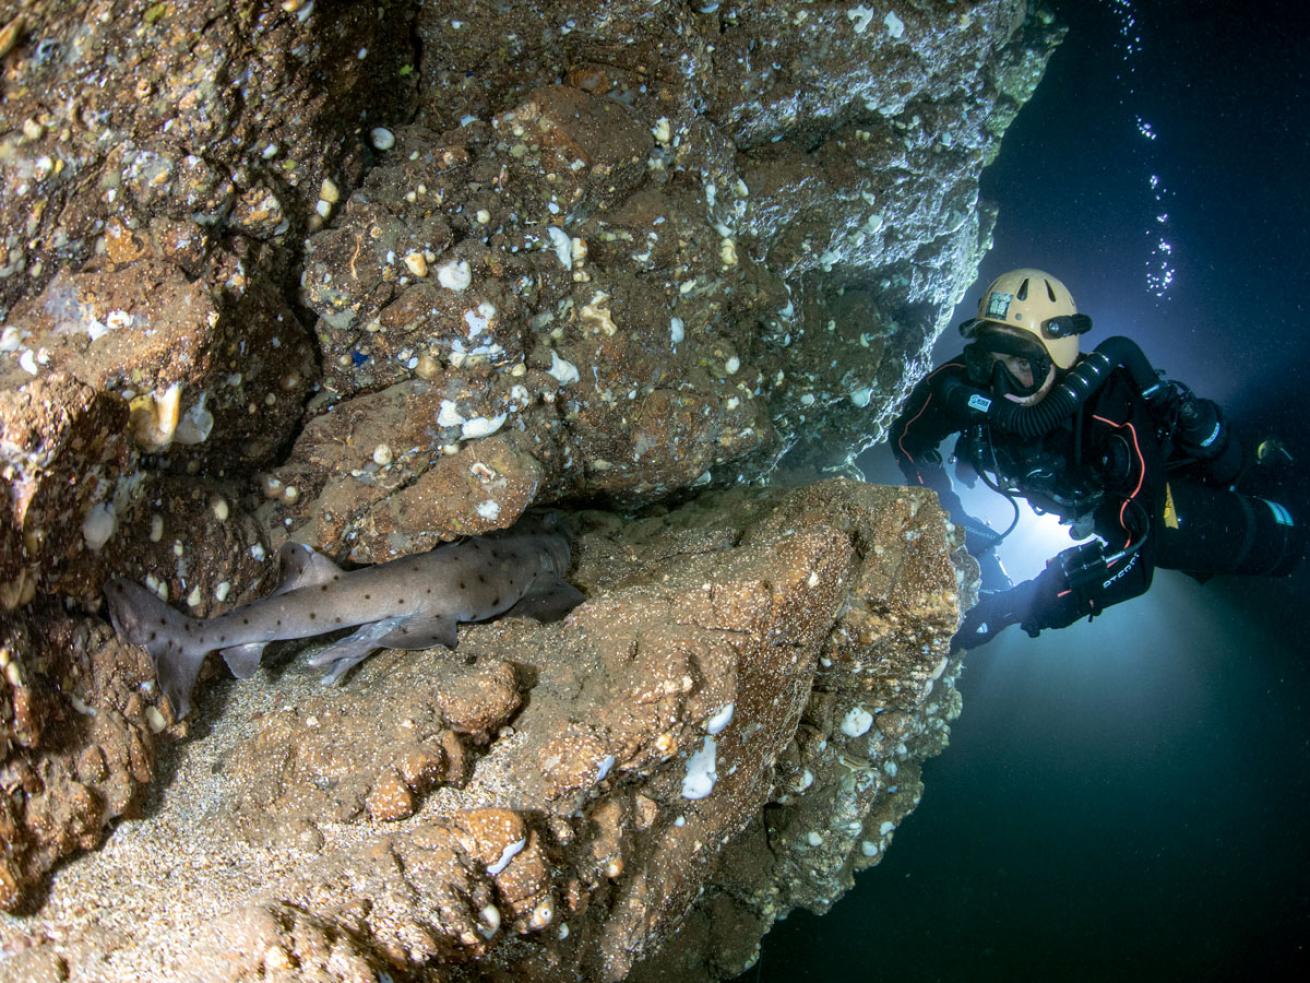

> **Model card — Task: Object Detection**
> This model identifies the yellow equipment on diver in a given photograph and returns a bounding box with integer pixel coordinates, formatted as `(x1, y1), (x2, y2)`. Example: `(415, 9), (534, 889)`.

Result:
(960, 268), (1092, 370)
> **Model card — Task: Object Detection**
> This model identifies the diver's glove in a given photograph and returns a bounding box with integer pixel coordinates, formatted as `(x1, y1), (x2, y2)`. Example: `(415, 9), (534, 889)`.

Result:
(951, 579), (1040, 651)
(951, 566), (1068, 651)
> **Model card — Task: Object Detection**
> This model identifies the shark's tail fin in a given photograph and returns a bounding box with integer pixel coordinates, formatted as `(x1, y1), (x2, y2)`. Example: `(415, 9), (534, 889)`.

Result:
(104, 578), (206, 719)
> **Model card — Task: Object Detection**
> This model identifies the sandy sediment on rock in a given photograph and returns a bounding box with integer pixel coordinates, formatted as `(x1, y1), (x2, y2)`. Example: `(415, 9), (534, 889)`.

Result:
(0, 480), (973, 982)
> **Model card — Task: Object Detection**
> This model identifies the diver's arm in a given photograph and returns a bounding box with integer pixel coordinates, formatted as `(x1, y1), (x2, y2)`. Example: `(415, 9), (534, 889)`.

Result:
(953, 539), (1155, 649)
(1025, 539), (1154, 631)
(889, 362), (970, 522)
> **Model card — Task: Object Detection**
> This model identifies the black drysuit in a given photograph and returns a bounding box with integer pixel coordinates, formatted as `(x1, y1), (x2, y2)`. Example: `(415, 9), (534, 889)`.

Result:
(890, 358), (1301, 645)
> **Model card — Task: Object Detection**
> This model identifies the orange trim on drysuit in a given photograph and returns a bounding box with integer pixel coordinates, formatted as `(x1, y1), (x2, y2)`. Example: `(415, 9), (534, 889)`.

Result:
(1092, 414), (1146, 553)
(896, 362), (965, 483)
(1054, 414), (1146, 606)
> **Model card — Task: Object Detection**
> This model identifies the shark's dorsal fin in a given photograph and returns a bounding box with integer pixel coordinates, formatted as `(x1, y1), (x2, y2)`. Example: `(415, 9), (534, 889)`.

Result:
(276, 542), (343, 594)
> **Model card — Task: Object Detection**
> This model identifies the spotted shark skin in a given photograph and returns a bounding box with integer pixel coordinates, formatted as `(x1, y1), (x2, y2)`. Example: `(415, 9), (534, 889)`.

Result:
(104, 530), (583, 718)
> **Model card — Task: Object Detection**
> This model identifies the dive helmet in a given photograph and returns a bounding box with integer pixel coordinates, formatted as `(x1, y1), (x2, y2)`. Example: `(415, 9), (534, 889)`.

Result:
(959, 269), (1092, 397)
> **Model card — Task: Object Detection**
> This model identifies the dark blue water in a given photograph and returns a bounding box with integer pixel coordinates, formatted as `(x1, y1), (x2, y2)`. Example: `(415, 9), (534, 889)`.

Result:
(747, 2), (1310, 980)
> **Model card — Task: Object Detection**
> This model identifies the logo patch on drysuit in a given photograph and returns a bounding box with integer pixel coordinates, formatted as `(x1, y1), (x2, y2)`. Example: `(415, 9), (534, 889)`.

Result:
(985, 291), (1013, 319)
(967, 393), (993, 413)
(1163, 482), (1181, 529)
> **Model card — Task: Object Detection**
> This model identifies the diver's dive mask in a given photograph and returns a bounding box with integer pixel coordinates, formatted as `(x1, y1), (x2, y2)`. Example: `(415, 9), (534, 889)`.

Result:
(962, 328), (1054, 399)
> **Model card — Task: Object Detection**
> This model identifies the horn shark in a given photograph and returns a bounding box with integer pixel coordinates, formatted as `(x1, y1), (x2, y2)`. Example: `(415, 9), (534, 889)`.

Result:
(104, 528), (583, 718)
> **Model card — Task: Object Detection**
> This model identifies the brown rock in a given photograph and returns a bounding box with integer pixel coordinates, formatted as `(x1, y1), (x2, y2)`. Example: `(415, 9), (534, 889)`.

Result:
(453, 807), (527, 871)
(435, 659), (521, 736)
(0, 0), (1060, 972)
(366, 770), (416, 823)
(395, 743), (447, 795)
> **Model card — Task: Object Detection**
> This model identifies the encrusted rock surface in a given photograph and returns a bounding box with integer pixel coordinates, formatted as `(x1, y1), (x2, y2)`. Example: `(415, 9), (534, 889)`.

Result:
(0, 0), (1060, 975)
(0, 479), (974, 981)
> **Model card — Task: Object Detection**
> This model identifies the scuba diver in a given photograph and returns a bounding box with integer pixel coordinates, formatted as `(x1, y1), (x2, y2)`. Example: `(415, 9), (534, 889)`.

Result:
(889, 268), (1305, 651)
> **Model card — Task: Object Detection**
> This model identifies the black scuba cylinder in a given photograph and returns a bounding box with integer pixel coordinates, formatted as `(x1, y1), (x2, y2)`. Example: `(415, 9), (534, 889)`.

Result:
(1156, 480), (1304, 577)
(938, 336), (1161, 439)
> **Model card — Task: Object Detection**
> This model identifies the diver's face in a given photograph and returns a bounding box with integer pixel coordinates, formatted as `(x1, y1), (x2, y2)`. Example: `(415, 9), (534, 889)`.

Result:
(986, 350), (1057, 405)
(988, 352), (1035, 390)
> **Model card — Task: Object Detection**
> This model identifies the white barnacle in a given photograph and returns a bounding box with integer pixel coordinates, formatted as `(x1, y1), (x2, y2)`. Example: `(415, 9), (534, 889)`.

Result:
(437, 258), (472, 292)
(81, 502), (116, 551)
(841, 706), (874, 738)
(547, 226), (573, 270)
(848, 5), (875, 34)
(145, 575), (168, 602)
(477, 904), (501, 939)
(130, 384), (183, 450)
(464, 301), (496, 338)
(579, 292), (616, 336)
(681, 735), (718, 800)
(175, 393), (213, 445)
(705, 703), (734, 735)
(437, 400), (466, 428)
(548, 350), (579, 385)
(460, 413), (507, 440)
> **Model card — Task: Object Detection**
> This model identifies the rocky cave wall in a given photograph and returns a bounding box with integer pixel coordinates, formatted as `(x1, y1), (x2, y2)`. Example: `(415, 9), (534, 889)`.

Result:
(0, 1), (1060, 979)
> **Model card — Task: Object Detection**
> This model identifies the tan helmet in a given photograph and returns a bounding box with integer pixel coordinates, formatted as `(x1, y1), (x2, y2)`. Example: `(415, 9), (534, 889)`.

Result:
(960, 268), (1091, 370)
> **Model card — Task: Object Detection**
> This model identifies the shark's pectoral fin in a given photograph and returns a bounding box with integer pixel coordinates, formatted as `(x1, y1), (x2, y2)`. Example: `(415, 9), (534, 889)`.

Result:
(378, 613), (459, 651)
(305, 617), (405, 685)
(221, 642), (268, 680)
(276, 542), (344, 595)
(504, 577), (585, 623)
